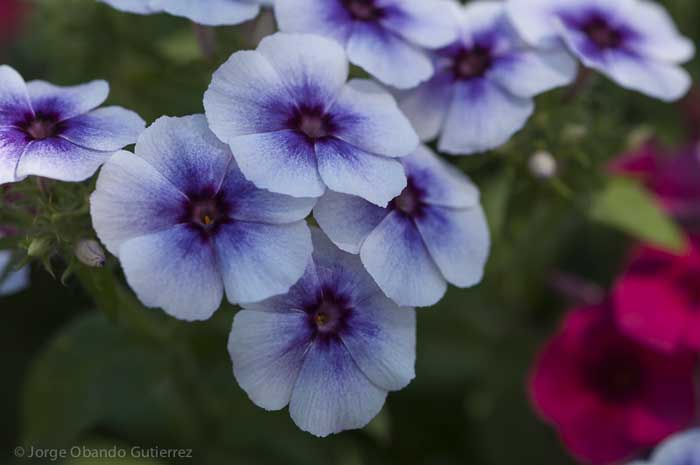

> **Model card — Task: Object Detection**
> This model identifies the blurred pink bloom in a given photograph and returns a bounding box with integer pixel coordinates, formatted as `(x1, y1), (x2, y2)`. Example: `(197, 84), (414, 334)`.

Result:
(613, 241), (700, 353)
(529, 303), (696, 465)
(0, 0), (28, 45)
(611, 140), (700, 224)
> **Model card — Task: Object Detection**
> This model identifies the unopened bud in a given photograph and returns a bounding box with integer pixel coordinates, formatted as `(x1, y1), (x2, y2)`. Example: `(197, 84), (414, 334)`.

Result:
(75, 239), (106, 268)
(529, 150), (557, 179)
(27, 237), (51, 257)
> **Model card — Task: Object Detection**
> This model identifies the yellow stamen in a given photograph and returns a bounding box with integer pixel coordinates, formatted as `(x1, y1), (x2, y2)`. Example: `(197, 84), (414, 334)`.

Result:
(315, 313), (328, 326)
(203, 215), (213, 225)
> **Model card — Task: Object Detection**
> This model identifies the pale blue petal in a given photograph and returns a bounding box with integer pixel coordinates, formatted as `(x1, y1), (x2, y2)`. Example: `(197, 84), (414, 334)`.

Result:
(99, 0), (156, 14)
(489, 48), (578, 98)
(0, 127), (29, 184)
(380, 0), (458, 48)
(274, 0), (354, 46)
(60, 106), (145, 152)
(151, 0), (260, 25)
(0, 65), (33, 126)
(0, 251), (29, 296)
(27, 80), (109, 122)
(651, 429), (700, 465)
(16, 137), (113, 182)
(397, 72), (453, 142)
(119, 224), (224, 321)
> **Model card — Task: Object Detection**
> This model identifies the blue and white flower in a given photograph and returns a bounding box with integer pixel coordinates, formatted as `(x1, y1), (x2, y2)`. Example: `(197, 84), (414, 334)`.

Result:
(228, 228), (416, 437)
(629, 429), (700, 465)
(274, 0), (458, 89)
(204, 32), (419, 207)
(0, 65), (144, 185)
(90, 114), (315, 321)
(397, 1), (577, 156)
(314, 145), (490, 307)
(507, 0), (695, 102)
(0, 250), (28, 296)
(98, 0), (267, 25)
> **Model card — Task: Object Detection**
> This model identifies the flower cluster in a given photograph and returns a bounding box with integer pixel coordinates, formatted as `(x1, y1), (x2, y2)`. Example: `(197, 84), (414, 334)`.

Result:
(2, 0), (696, 441)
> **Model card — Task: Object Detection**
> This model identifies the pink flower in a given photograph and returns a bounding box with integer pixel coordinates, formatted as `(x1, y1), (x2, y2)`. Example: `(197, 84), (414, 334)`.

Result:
(529, 303), (696, 465)
(0, 0), (28, 45)
(613, 241), (700, 353)
(611, 140), (700, 224)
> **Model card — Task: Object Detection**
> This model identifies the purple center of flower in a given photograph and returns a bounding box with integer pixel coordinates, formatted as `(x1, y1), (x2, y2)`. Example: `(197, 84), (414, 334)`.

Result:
(289, 105), (335, 141)
(391, 178), (426, 218)
(584, 349), (645, 403)
(343, 0), (383, 21)
(453, 47), (492, 80)
(182, 188), (230, 238)
(581, 16), (624, 49)
(19, 113), (62, 141)
(307, 290), (352, 339)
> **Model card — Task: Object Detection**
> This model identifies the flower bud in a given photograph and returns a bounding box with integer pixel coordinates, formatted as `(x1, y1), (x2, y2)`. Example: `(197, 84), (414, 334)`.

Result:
(27, 237), (51, 258)
(528, 150), (557, 179)
(75, 239), (106, 268)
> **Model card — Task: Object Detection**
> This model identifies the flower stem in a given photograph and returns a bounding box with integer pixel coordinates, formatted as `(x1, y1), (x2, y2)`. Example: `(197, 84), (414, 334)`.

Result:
(192, 23), (217, 60)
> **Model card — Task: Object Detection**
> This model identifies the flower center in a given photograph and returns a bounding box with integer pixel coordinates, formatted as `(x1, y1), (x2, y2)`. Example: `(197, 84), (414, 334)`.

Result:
(182, 189), (230, 238)
(344, 0), (382, 21)
(453, 47), (492, 80)
(308, 291), (351, 337)
(584, 350), (645, 403)
(23, 116), (59, 140)
(583, 17), (623, 49)
(390, 179), (425, 217)
(290, 106), (334, 141)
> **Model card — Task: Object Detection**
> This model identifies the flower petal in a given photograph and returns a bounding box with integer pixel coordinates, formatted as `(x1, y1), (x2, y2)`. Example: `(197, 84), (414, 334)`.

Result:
(331, 79), (418, 158)
(341, 293), (416, 391)
(0, 65), (32, 126)
(134, 115), (231, 195)
(0, 127), (29, 184)
(439, 78), (533, 155)
(228, 310), (312, 410)
(489, 48), (578, 98)
(414, 205), (490, 288)
(204, 50), (293, 138)
(59, 106), (145, 152)
(27, 80), (109, 121)
(274, 0), (354, 46)
(403, 145), (480, 208)
(256, 33), (348, 108)
(397, 72), (454, 142)
(652, 429), (700, 464)
(315, 137), (406, 207)
(151, 0), (260, 26)
(313, 190), (387, 254)
(90, 150), (186, 255)
(214, 221), (312, 304)
(98, 0), (157, 14)
(289, 338), (387, 437)
(15, 137), (112, 182)
(506, 0), (561, 49)
(360, 211), (447, 307)
(226, 130), (325, 198)
(347, 21), (433, 89)
(119, 224), (224, 321)
(0, 250), (29, 296)
(380, 0), (458, 48)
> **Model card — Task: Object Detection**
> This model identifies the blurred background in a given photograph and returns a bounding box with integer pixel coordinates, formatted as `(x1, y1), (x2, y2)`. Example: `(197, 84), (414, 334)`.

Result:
(1, 0), (699, 464)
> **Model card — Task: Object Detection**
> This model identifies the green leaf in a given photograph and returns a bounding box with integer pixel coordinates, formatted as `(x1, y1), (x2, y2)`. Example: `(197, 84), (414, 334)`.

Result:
(589, 177), (686, 252)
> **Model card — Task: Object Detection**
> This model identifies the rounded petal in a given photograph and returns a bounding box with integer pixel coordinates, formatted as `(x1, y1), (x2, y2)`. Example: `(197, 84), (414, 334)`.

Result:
(600, 53), (692, 102)
(506, 0), (561, 49)
(0, 127), (29, 184)
(289, 339), (387, 437)
(360, 211), (447, 307)
(119, 224), (224, 321)
(151, 0), (260, 25)
(227, 130), (325, 198)
(489, 48), (578, 98)
(229, 310), (312, 410)
(313, 190), (387, 254)
(98, 0), (157, 14)
(59, 106), (145, 152)
(274, 0), (354, 46)
(414, 205), (490, 288)
(341, 293), (416, 391)
(0, 65), (33, 126)
(27, 80), (109, 122)
(439, 78), (534, 155)
(380, 0), (458, 48)
(652, 429), (700, 464)
(90, 150), (186, 255)
(347, 21), (433, 89)
(214, 221), (312, 304)
(204, 50), (294, 138)
(256, 33), (348, 108)
(402, 145), (480, 208)
(397, 72), (454, 142)
(0, 251), (29, 296)
(134, 115), (231, 195)
(331, 79), (419, 158)
(315, 138), (407, 207)
(221, 162), (317, 224)
(15, 137), (113, 183)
